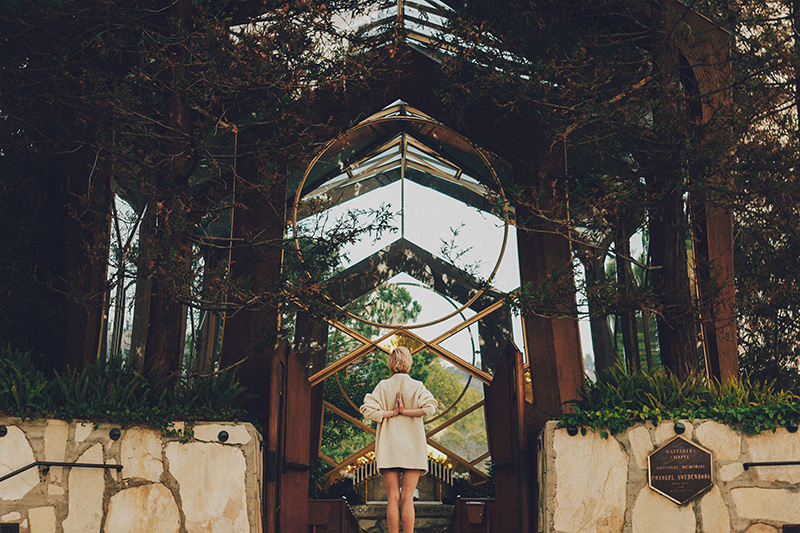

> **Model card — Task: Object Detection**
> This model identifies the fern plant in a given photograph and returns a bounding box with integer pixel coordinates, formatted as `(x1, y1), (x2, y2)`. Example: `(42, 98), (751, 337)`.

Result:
(0, 346), (250, 433)
(560, 364), (800, 437)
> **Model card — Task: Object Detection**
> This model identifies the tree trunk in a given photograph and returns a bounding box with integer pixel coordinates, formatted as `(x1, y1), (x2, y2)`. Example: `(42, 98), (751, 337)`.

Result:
(142, 0), (193, 376)
(129, 204), (154, 371)
(219, 147), (287, 428)
(64, 142), (112, 371)
(578, 243), (616, 375)
(615, 229), (640, 372)
(646, 0), (700, 378)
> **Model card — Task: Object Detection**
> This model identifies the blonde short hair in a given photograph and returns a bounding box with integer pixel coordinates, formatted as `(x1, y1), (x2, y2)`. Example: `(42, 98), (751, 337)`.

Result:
(387, 346), (413, 374)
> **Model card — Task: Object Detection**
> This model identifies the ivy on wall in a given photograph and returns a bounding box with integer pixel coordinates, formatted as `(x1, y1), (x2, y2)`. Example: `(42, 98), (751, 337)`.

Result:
(559, 365), (800, 437)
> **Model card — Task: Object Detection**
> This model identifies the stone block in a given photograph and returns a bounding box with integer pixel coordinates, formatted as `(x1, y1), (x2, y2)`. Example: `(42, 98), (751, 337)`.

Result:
(0, 426), (38, 500)
(192, 424), (251, 445)
(654, 420), (694, 446)
(731, 487), (800, 522)
(104, 483), (180, 533)
(745, 429), (800, 483)
(631, 488), (695, 533)
(28, 507), (55, 533)
(74, 423), (93, 443)
(719, 462), (744, 482)
(120, 427), (163, 482)
(166, 441), (250, 532)
(696, 421), (741, 462)
(700, 486), (730, 533)
(44, 420), (69, 482)
(745, 524), (779, 533)
(627, 425), (653, 470)
(553, 428), (627, 533)
(62, 443), (104, 533)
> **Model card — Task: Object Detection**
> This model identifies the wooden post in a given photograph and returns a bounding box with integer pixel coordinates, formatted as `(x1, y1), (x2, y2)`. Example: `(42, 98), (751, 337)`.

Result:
(294, 311), (329, 462)
(515, 142), (584, 417)
(280, 344), (312, 532)
(485, 343), (530, 532)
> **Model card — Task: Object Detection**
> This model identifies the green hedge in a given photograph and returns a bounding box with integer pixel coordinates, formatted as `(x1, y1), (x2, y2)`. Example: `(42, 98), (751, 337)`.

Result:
(558, 365), (800, 437)
(0, 348), (249, 435)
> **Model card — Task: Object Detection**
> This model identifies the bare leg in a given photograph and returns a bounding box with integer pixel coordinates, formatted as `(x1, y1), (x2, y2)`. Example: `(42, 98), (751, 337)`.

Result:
(400, 469), (421, 532)
(383, 470), (401, 533)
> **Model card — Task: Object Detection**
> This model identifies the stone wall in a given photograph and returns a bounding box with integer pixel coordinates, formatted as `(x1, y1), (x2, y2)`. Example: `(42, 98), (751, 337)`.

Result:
(0, 418), (262, 533)
(539, 419), (800, 533)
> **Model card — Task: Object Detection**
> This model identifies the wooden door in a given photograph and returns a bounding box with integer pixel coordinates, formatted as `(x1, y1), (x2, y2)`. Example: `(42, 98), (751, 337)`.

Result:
(264, 343), (312, 532)
(484, 342), (530, 532)
(280, 344), (312, 532)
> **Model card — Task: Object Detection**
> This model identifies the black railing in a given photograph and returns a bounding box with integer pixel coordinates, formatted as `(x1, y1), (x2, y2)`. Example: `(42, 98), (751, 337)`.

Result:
(742, 460), (800, 471)
(0, 461), (122, 483)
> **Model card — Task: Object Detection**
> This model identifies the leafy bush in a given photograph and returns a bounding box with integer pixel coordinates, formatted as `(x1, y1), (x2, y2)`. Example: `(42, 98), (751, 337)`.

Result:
(560, 364), (800, 437)
(0, 347), (249, 433)
(0, 349), (50, 415)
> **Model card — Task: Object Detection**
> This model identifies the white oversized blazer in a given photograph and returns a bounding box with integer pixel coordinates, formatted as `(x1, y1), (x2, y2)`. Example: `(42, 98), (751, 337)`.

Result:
(360, 373), (438, 473)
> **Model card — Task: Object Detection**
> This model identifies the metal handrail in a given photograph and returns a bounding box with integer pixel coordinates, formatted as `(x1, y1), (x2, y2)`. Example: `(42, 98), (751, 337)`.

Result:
(0, 461), (122, 483)
(743, 461), (800, 470)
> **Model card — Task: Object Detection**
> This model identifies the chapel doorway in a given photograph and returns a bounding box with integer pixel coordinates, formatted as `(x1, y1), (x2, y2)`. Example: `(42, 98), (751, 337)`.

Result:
(286, 102), (533, 531)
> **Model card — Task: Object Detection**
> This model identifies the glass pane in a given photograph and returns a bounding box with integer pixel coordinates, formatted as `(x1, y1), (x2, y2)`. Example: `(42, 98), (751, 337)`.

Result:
(320, 408), (374, 465)
(326, 324), (368, 365)
(404, 181), (507, 280)
(376, 330), (425, 354)
(297, 180), (403, 271)
(424, 362), (484, 420)
(429, 403), (489, 473)
(474, 307), (514, 375)
(327, 350), (391, 412)
(431, 321), (478, 369)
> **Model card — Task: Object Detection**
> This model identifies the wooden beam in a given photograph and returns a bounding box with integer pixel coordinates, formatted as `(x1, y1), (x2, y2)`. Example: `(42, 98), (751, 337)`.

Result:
(425, 400), (485, 438)
(323, 401), (376, 436)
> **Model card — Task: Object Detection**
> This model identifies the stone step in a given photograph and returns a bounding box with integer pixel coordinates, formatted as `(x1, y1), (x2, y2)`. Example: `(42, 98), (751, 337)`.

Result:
(353, 502), (454, 533)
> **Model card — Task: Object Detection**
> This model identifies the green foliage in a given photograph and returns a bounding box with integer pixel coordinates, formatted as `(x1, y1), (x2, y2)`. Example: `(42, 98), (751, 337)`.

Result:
(560, 365), (800, 437)
(0, 347), (249, 434)
(0, 349), (50, 416)
(425, 363), (487, 463)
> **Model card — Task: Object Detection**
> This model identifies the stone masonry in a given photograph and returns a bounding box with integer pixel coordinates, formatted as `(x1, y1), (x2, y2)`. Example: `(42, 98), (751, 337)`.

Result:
(539, 419), (800, 533)
(0, 418), (262, 533)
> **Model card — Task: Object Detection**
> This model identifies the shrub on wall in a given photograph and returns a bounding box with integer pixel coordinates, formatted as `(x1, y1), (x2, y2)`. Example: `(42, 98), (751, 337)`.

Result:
(560, 365), (800, 437)
(0, 347), (249, 432)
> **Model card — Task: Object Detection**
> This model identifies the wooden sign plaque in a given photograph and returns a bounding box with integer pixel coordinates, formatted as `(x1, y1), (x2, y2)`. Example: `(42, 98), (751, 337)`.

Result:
(647, 435), (713, 505)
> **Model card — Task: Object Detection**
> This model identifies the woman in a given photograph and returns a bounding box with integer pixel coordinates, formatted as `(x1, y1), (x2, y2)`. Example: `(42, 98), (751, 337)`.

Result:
(360, 346), (438, 533)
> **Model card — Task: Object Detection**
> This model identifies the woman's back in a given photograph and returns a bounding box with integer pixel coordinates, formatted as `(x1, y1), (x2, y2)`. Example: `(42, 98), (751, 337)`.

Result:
(361, 373), (437, 472)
